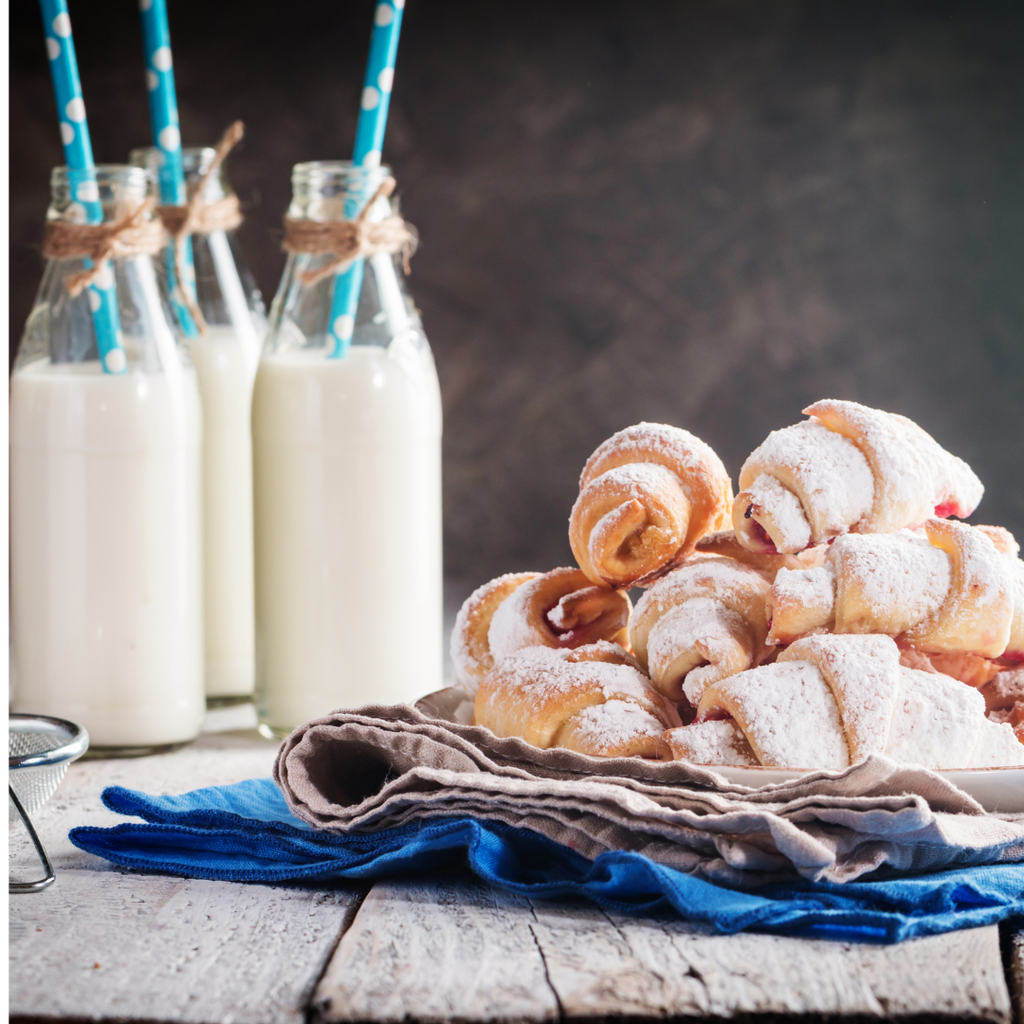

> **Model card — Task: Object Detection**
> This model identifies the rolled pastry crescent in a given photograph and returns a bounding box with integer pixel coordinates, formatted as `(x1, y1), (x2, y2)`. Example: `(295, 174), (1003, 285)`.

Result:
(451, 567), (632, 695)
(569, 423), (734, 588)
(733, 400), (984, 555)
(767, 520), (1024, 661)
(630, 555), (772, 706)
(666, 634), (1023, 769)
(695, 529), (825, 576)
(475, 641), (681, 759)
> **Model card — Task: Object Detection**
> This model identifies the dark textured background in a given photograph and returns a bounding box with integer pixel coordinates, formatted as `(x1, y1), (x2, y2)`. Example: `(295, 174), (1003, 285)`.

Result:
(10, 0), (1024, 583)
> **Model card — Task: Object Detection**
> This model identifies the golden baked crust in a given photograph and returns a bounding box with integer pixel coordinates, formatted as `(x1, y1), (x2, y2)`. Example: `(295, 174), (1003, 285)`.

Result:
(629, 554), (772, 706)
(451, 568), (632, 695)
(569, 423), (733, 589)
(474, 642), (680, 759)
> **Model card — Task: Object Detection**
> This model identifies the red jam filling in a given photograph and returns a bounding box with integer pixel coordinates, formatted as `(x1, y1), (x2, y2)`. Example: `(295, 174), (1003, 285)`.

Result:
(694, 707), (733, 724)
(933, 501), (958, 518)
(751, 519), (778, 553)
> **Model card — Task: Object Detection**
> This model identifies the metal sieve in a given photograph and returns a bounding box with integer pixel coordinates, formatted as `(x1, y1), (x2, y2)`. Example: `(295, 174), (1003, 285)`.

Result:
(9, 714), (89, 893)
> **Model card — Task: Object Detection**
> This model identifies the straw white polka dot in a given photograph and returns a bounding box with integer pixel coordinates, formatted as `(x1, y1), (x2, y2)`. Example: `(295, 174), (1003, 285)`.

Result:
(60, 122), (75, 145)
(94, 264), (114, 291)
(158, 125), (181, 151)
(374, 4), (393, 26)
(333, 315), (355, 340)
(52, 12), (72, 37)
(146, 70), (158, 91)
(65, 97), (86, 122)
(104, 347), (127, 374)
(362, 149), (382, 168)
(67, 202), (87, 223)
(139, 0), (152, 9)
(378, 67), (394, 93)
(46, 37), (61, 60)
(76, 180), (99, 202)
(88, 290), (102, 312)
(393, 0), (405, 8)
(152, 46), (173, 72)
(361, 86), (380, 111)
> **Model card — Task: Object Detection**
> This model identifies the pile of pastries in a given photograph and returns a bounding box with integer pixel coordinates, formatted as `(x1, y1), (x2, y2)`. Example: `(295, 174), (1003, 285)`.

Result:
(451, 401), (1024, 770)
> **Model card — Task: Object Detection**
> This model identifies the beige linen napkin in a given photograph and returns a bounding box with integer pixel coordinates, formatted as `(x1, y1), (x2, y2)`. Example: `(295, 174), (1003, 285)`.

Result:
(273, 699), (1024, 886)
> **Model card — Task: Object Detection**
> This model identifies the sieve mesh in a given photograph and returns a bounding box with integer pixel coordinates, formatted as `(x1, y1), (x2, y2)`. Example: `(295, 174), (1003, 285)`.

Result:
(9, 719), (85, 817)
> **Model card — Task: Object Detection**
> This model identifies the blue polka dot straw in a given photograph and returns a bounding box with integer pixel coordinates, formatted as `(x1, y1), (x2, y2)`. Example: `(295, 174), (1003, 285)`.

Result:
(39, 0), (126, 374)
(326, 0), (405, 359)
(138, 0), (199, 337)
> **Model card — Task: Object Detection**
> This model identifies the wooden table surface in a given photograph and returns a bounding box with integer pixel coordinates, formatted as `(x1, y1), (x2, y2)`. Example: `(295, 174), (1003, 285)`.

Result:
(9, 704), (1024, 1024)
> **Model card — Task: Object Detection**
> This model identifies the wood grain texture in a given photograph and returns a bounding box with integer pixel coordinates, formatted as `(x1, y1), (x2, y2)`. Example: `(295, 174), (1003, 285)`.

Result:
(530, 900), (1012, 1022)
(1011, 927), (1024, 1024)
(313, 870), (559, 1024)
(9, 730), (366, 1024)
(315, 872), (1013, 1023)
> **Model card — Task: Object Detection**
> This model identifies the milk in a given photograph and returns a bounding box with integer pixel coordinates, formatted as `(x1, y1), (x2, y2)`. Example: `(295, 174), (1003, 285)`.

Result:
(9, 359), (205, 749)
(187, 325), (258, 698)
(252, 340), (443, 733)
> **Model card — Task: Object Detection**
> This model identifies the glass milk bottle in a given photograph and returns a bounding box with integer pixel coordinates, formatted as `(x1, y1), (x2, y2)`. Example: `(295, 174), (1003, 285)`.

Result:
(132, 145), (265, 704)
(10, 165), (204, 754)
(252, 162), (443, 737)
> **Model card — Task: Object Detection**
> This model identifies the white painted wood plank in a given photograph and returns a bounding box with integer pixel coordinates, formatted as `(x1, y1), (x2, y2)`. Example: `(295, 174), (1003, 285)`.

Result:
(10, 730), (365, 1024)
(1011, 927), (1024, 1024)
(528, 899), (1012, 1021)
(313, 871), (559, 1024)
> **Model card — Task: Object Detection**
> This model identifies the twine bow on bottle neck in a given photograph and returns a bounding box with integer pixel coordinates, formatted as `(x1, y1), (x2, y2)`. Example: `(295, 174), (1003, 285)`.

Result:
(156, 120), (246, 333)
(43, 198), (165, 297)
(282, 176), (418, 286)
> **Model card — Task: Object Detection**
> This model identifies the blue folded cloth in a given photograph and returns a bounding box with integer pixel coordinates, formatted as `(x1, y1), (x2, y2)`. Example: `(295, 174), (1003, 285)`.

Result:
(69, 778), (1024, 944)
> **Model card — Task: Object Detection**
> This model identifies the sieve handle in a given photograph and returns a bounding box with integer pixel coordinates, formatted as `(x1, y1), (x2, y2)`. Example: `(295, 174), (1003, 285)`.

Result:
(9, 786), (56, 894)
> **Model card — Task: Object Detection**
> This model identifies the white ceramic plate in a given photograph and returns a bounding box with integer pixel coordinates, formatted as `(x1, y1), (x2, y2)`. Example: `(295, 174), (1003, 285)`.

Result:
(416, 687), (1024, 813)
(711, 764), (1024, 814)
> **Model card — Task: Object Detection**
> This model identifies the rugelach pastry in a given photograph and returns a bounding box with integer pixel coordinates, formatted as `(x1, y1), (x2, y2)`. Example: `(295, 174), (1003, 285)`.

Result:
(630, 554), (772, 707)
(733, 399), (983, 555)
(666, 634), (1024, 769)
(451, 568), (631, 695)
(474, 641), (681, 759)
(569, 423), (733, 589)
(768, 520), (1024, 661)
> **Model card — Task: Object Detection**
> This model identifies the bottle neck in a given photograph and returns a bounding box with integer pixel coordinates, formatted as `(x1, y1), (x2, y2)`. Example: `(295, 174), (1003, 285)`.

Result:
(129, 146), (235, 203)
(48, 165), (150, 224)
(288, 161), (392, 222)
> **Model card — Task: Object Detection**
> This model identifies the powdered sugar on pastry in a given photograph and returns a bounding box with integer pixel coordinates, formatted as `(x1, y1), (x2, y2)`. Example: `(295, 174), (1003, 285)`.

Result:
(565, 700), (675, 759)
(832, 531), (951, 633)
(744, 473), (812, 553)
(885, 667), (984, 769)
(733, 400), (983, 557)
(451, 572), (540, 693)
(631, 555), (771, 703)
(474, 642), (680, 758)
(697, 661), (850, 769)
(570, 423), (733, 588)
(968, 719), (1024, 767)
(905, 520), (1013, 656)
(487, 567), (632, 663)
(779, 634), (900, 761)
(665, 719), (758, 766)
(734, 419), (874, 553)
(806, 400), (984, 532)
(768, 531), (950, 645)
